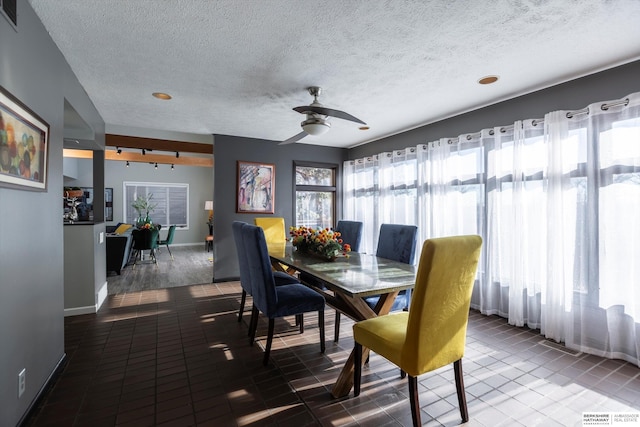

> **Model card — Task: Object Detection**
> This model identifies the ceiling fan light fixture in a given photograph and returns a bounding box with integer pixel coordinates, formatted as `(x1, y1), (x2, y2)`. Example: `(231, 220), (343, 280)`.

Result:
(301, 118), (331, 136)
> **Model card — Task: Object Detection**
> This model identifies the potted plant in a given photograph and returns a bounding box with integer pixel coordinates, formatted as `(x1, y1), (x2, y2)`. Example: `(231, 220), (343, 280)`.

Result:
(131, 193), (157, 228)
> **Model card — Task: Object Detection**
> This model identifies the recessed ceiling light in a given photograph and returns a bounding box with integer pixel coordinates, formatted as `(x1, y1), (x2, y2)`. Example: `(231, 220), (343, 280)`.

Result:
(152, 92), (172, 100)
(359, 126), (370, 131)
(478, 75), (499, 85)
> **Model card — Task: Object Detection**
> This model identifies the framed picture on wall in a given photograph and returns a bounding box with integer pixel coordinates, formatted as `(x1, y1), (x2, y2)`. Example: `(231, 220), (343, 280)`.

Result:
(0, 85), (50, 191)
(105, 187), (113, 221)
(236, 161), (275, 214)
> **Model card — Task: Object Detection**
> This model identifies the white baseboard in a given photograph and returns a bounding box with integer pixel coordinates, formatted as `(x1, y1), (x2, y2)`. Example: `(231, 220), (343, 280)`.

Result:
(64, 305), (96, 317)
(96, 281), (108, 311)
(64, 281), (108, 317)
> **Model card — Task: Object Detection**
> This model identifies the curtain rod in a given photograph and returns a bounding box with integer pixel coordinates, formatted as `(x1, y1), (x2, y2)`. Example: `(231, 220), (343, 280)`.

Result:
(566, 97), (629, 119)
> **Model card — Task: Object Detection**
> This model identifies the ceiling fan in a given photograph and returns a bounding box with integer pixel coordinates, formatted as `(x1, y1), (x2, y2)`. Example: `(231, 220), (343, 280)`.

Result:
(279, 86), (366, 145)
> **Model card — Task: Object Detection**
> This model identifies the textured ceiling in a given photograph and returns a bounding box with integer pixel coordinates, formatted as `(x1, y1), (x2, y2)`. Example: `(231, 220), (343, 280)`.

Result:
(29, 0), (640, 148)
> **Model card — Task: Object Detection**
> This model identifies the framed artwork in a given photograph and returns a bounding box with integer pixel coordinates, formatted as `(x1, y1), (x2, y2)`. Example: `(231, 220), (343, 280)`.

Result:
(105, 187), (113, 221)
(0, 85), (49, 191)
(237, 161), (275, 214)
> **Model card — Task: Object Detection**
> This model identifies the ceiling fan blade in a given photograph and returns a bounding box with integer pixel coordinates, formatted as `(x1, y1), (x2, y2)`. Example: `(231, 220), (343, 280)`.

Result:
(293, 105), (366, 125)
(279, 131), (308, 145)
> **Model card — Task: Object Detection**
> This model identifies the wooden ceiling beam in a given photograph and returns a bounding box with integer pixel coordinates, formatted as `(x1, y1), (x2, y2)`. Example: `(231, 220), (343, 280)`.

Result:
(106, 151), (212, 167)
(106, 134), (213, 155)
(64, 148), (213, 167)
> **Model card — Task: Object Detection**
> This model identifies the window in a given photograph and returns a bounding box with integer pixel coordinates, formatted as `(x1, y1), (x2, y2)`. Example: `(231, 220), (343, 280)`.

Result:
(1, 0), (17, 26)
(295, 163), (337, 229)
(123, 182), (189, 228)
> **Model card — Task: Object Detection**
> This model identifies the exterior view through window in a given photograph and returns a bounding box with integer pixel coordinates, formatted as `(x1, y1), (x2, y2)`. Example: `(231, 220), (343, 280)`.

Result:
(124, 182), (189, 228)
(295, 163), (336, 229)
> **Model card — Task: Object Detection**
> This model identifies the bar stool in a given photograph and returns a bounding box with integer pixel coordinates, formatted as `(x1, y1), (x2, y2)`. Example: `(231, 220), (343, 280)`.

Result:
(205, 234), (213, 252)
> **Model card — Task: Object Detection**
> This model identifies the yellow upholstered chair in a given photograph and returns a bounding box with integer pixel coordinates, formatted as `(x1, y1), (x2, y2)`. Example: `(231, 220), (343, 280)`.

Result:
(353, 235), (482, 427)
(254, 217), (290, 272)
(254, 217), (287, 244)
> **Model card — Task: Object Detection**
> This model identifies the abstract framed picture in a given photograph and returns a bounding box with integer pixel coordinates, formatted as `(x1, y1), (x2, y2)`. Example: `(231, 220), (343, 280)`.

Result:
(237, 161), (275, 214)
(0, 85), (49, 191)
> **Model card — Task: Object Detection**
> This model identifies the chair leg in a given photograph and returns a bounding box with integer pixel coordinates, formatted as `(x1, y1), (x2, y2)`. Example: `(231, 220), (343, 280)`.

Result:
(263, 318), (275, 366)
(334, 311), (341, 343)
(238, 290), (246, 323)
(454, 359), (469, 422)
(298, 313), (304, 333)
(248, 305), (259, 345)
(354, 342), (362, 396)
(247, 304), (257, 337)
(318, 309), (325, 353)
(166, 244), (173, 260)
(408, 375), (421, 427)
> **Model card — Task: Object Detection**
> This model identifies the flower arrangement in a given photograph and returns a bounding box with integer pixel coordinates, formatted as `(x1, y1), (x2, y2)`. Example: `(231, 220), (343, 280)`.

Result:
(131, 194), (157, 228)
(289, 226), (351, 260)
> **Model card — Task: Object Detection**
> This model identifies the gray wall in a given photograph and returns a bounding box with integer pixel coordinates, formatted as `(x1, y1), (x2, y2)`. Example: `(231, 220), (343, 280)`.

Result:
(213, 135), (347, 281)
(105, 159), (213, 244)
(351, 60), (640, 159)
(0, 3), (105, 426)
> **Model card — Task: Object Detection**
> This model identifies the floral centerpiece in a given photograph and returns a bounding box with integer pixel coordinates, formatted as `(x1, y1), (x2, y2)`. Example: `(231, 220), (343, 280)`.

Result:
(131, 194), (157, 228)
(289, 226), (351, 260)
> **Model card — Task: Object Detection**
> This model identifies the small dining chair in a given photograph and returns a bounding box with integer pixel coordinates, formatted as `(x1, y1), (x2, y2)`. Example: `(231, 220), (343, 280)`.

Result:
(242, 223), (326, 366)
(335, 220), (363, 252)
(232, 221), (299, 328)
(131, 227), (160, 266)
(365, 223), (418, 310)
(327, 220), (363, 342)
(157, 224), (176, 260)
(353, 235), (482, 426)
(254, 217), (287, 243)
(332, 223), (417, 343)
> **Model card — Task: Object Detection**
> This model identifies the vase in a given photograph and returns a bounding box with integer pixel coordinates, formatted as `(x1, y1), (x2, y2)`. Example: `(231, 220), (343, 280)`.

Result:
(137, 215), (152, 228)
(295, 246), (337, 261)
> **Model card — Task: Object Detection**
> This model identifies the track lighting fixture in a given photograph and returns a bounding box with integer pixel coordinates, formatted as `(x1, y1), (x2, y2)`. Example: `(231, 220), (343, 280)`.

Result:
(155, 162), (158, 169)
(116, 147), (122, 155)
(126, 161), (130, 167)
(176, 152), (179, 158)
(142, 148), (146, 155)
(171, 164), (174, 170)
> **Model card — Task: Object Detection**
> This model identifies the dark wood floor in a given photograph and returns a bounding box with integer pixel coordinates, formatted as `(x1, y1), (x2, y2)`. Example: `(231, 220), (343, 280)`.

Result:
(22, 246), (640, 426)
(107, 245), (215, 295)
(23, 281), (640, 426)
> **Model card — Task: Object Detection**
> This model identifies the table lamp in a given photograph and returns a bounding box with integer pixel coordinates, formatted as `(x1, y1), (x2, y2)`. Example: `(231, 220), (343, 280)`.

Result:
(205, 201), (213, 223)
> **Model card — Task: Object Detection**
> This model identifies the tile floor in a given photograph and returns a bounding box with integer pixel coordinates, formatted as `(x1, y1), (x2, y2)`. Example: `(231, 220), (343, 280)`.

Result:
(24, 282), (640, 426)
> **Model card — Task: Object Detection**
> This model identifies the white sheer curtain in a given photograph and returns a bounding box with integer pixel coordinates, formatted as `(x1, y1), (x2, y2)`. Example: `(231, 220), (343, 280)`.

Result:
(542, 94), (640, 363)
(344, 149), (421, 255)
(486, 121), (547, 328)
(343, 155), (379, 254)
(344, 92), (640, 366)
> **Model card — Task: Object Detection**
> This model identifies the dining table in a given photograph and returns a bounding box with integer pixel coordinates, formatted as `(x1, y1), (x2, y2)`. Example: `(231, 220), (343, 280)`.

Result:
(267, 243), (417, 398)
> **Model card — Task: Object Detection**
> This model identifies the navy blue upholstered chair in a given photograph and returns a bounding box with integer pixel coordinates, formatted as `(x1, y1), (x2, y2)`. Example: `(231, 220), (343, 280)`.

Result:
(242, 223), (326, 366)
(327, 220), (364, 342)
(232, 221), (299, 327)
(365, 224), (418, 311)
(335, 220), (363, 252)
